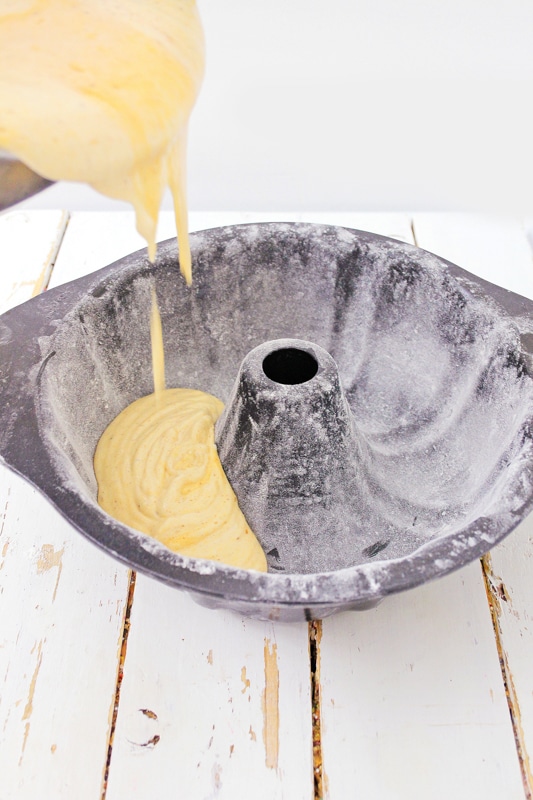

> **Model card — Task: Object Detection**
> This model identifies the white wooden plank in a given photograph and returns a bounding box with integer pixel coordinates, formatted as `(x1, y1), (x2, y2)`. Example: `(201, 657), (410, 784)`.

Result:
(0, 209), (68, 312)
(318, 214), (526, 799)
(0, 474), (129, 799)
(319, 565), (524, 800)
(413, 213), (533, 299)
(413, 212), (533, 794)
(0, 211), (135, 798)
(105, 578), (313, 800)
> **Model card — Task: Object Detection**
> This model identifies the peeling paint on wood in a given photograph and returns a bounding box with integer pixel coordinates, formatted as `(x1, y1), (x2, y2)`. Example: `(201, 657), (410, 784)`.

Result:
(140, 708), (157, 720)
(19, 640), (43, 765)
(482, 554), (533, 799)
(0, 490), (10, 541)
(102, 570), (136, 798)
(132, 734), (160, 749)
(309, 620), (325, 799)
(22, 640), (43, 722)
(262, 639), (279, 770)
(0, 537), (9, 572)
(241, 666), (250, 694)
(36, 544), (64, 602)
(211, 762), (222, 792)
(36, 544), (64, 574)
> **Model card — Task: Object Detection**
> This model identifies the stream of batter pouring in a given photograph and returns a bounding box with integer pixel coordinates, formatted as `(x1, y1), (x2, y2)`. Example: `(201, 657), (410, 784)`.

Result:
(94, 292), (268, 572)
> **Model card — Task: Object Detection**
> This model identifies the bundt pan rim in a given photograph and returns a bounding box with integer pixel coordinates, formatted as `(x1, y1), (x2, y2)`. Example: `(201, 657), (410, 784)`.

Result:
(1, 222), (533, 619)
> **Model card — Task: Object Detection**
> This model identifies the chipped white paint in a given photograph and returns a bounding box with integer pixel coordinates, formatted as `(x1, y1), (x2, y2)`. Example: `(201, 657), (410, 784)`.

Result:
(0, 476), (130, 799)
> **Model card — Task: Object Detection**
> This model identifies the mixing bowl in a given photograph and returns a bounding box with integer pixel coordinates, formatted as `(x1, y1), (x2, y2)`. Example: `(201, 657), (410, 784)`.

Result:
(0, 151), (53, 210)
(1, 222), (533, 621)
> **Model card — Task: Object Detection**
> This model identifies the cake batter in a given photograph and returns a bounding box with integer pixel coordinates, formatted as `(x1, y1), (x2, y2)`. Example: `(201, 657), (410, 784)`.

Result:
(94, 290), (267, 572)
(94, 388), (268, 572)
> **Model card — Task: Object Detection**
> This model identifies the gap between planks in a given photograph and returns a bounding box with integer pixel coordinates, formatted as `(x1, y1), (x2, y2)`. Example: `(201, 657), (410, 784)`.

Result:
(481, 555), (533, 800)
(101, 571), (137, 800)
(309, 620), (325, 800)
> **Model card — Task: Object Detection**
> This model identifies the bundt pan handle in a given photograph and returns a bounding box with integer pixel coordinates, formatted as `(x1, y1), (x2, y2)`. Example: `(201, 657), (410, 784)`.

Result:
(1, 224), (533, 621)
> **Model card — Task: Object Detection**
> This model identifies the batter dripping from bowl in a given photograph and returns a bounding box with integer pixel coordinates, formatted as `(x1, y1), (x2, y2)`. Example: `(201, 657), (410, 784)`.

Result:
(0, 0), (203, 282)
(1, 1), (268, 570)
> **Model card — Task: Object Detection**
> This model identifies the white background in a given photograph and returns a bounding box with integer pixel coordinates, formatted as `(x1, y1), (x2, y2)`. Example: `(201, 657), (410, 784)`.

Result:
(20, 0), (533, 214)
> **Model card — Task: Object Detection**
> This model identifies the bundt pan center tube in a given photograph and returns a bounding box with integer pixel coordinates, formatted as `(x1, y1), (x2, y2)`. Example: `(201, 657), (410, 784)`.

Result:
(216, 338), (371, 575)
(1, 222), (533, 621)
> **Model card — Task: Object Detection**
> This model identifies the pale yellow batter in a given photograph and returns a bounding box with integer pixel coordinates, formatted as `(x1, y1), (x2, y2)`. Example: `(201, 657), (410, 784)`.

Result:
(0, 0), (204, 282)
(95, 288), (266, 572)
(94, 388), (267, 572)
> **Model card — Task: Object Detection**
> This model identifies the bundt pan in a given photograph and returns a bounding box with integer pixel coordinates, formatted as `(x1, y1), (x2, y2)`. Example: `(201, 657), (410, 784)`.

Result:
(1, 223), (533, 621)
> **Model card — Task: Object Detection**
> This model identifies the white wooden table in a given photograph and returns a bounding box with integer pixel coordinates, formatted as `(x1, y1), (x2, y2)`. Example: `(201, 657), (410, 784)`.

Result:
(2, 209), (533, 800)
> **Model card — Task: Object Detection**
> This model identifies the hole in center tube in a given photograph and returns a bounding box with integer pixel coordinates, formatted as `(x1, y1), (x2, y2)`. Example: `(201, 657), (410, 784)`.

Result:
(262, 348), (319, 385)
